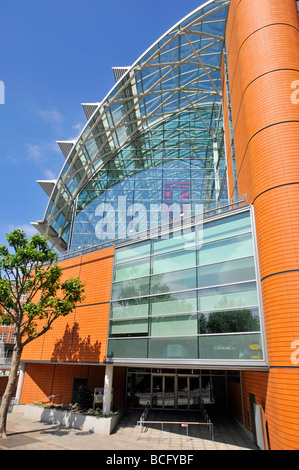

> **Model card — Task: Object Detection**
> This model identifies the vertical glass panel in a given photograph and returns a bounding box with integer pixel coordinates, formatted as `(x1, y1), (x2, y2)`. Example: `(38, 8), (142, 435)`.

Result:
(189, 377), (200, 410)
(164, 376), (175, 409)
(198, 333), (263, 360)
(126, 373), (151, 408)
(177, 377), (188, 409)
(152, 376), (163, 408)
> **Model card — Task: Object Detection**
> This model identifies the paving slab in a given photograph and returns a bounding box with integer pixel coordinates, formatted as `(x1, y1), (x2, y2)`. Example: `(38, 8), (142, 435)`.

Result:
(0, 408), (257, 451)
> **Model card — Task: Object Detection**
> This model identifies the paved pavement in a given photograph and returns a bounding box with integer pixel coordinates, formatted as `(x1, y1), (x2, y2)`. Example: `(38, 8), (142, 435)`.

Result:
(0, 408), (257, 451)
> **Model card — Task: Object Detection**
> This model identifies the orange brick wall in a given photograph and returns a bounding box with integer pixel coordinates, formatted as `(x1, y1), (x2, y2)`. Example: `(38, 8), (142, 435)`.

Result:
(21, 247), (114, 364)
(20, 363), (126, 408)
(227, 379), (243, 424)
(225, 0), (299, 449)
(0, 377), (9, 397)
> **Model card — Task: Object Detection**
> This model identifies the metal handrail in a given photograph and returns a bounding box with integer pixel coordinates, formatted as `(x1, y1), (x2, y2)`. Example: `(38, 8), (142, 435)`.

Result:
(33, 394), (61, 405)
(137, 419), (214, 440)
(137, 400), (214, 441)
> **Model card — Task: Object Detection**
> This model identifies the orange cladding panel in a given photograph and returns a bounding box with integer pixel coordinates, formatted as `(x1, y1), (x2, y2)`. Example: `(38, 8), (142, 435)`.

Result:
(21, 247), (114, 364)
(226, 0), (299, 449)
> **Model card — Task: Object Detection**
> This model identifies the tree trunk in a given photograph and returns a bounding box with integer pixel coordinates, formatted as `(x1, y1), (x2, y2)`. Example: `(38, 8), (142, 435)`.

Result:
(0, 346), (22, 438)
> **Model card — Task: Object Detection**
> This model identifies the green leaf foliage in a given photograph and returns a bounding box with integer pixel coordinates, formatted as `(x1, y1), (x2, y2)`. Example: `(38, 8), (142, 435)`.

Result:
(0, 229), (85, 347)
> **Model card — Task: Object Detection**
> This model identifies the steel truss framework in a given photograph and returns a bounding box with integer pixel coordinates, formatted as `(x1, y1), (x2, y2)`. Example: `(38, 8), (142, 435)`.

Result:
(33, 0), (230, 252)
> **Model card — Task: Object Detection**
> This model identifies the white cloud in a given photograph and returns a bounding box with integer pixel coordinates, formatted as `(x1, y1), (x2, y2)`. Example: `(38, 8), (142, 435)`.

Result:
(25, 143), (44, 164)
(66, 122), (84, 141)
(72, 122), (83, 132)
(43, 168), (57, 180)
(35, 108), (64, 127)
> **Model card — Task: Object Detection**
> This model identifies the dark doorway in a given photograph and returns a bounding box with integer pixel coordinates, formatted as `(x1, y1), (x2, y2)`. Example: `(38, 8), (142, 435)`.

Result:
(249, 393), (257, 445)
(71, 377), (88, 404)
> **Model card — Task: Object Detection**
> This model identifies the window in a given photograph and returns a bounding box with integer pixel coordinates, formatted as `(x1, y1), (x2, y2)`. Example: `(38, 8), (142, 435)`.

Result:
(107, 209), (264, 363)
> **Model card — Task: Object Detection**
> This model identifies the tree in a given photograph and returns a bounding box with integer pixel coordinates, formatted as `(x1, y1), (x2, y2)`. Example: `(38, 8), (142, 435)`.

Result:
(0, 229), (85, 438)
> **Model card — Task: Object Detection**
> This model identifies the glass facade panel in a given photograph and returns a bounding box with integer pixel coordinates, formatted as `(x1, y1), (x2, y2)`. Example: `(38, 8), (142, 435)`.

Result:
(113, 258), (150, 281)
(198, 333), (263, 360)
(149, 336), (198, 359)
(197, 257), (256, 288)
(150, 268), (196, 294)
(110, 298), (149, 319)
(152, 231), (196, 255)
(198, 282), (258, 311)
(151, 291), (197, 315)
(202, 211), (251, 243)
(115, 240), (151, 263)
(111, 277), (150, 300)
(150, 314), (197, 337)
(198, 307), (260, 334)
(152, 248), (196, 274)
(107, 338), (148, 358)
(198, 233), (254, 265)
(110, 318), (148, 336)
(107, 209), (265, 364)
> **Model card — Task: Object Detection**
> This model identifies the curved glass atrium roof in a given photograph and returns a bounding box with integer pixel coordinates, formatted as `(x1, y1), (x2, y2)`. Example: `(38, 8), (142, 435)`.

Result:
(33, 0), (231, 253)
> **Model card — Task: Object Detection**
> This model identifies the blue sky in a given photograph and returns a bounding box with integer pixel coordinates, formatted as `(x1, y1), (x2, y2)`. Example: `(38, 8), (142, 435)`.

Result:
(0, 0), (202, 247)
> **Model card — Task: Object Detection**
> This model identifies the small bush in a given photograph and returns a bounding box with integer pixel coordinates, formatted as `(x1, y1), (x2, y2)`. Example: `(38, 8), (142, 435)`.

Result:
(75, 385), (93, 410)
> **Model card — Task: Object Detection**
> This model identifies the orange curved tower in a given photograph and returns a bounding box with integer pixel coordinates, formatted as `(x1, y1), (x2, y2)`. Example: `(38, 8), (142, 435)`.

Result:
(225, 0), (299, 449)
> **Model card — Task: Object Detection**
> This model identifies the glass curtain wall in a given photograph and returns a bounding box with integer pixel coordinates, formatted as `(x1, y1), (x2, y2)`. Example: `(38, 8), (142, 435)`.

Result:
(107, 208), (264, 364)
(70, 109), (227, 251)
(126, 368), (237, 410)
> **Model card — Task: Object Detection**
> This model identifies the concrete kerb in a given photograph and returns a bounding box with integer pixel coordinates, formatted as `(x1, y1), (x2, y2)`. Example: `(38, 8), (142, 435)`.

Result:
(10, 404), (125, 435)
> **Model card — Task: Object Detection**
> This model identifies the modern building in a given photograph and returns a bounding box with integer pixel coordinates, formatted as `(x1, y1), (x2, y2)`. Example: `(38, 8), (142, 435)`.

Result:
(12, 0), (299, 450)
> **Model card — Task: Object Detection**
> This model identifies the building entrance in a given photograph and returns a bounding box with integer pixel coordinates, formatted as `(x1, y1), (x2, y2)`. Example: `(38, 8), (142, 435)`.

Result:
(126, 368), (225, 410)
